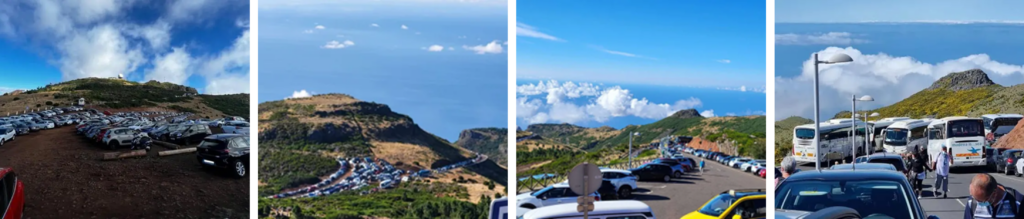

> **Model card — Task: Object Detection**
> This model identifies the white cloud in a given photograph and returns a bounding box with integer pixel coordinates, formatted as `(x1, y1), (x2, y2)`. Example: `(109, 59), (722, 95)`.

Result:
(288, 90), (313, 99)
(59, 24), (146, 80)
(323, 40), (355, 49)
(516, 80), (705, 124)
(700, 110), (717, 117)
(776, 32), (868, 45)
(776, 46), (1024, 120)
(303, 29), (313, 34)
(427, 45), (444, 52)
(517, 22), (561, 41)
(718, 59), (731, 64)
(371, 23), (379, 27)
(726, 113), (737, 116)
(167, 0), (225, 23)
(401, 24), (408, 30)
(448, 47), (454, 51)
(463, 40), (504, 54)
(201, 30), (250, 94)
(740, 86), (746, 92)
(145, 47), (192, 84)
(315, 25), (325, 30)
(235, 18), (249, 28)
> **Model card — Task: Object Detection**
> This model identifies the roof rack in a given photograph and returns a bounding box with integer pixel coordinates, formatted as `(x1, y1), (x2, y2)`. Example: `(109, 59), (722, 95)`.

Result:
(723, 188), (765, 196)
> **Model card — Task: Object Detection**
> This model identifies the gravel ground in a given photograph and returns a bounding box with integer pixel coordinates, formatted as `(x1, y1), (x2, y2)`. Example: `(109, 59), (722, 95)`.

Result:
(0, 126), (249, 218)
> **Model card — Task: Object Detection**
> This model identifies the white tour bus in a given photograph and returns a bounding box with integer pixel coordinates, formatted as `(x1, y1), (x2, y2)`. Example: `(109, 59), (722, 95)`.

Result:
(981, 114), (1023, 144)
(927, 117), (987, 167)
(882, 119), (931, 154)
(791, 119), (868, 164)
(868, 117), (911, 152)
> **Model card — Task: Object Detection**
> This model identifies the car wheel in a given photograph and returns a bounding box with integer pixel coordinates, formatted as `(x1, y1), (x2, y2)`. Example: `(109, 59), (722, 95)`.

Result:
(663, 175), (671, 182)
(1007, 167), (1013, 175)
(673, 171), (683, 178)
(232, 159), (247, 178)
(618, 187), (632, 199)
(108, 141), (118, 150)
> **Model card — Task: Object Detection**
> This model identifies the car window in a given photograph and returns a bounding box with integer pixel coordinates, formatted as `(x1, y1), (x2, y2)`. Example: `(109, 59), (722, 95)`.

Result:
(727, 198), (766, 218)
(776, 180), (915, 219)
(603, 172), (617, 179)
(545, 188), (566, 198)
(1, 172), (13, 211)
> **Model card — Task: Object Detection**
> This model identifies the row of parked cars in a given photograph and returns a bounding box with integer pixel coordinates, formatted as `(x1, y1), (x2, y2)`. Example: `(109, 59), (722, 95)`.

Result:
(0, 108), (101, 146)
(685, 146), (768, 178)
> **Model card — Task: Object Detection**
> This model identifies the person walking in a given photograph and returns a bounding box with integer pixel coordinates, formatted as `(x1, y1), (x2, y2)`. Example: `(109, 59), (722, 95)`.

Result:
(778, 156), (798, 188)
(909, 146), (932, 199)
(934, 144), (953, 198)
(964, 173), (1024, 218)
(699, 158), (705, 175)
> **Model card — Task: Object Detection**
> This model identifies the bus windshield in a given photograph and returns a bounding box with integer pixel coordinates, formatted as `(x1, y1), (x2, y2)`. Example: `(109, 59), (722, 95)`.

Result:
(884, 129), (908, 146)
(948, 120), (984, 138)
(795, 128), (816, 140)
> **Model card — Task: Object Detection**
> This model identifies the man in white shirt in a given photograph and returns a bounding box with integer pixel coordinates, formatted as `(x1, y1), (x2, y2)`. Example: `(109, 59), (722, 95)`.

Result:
(934, 145), (953, 198)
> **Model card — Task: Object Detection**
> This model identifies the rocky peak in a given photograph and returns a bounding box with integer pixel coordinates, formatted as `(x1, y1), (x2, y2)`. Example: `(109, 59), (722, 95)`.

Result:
(670, 109), (704, 119)
(928, 69), (996, 91)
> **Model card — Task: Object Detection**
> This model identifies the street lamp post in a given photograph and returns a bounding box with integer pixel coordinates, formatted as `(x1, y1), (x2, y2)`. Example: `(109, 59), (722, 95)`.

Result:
(814, 53), (853, 170)
(628, 132), (641, 169)
(852, 95), (874, 160)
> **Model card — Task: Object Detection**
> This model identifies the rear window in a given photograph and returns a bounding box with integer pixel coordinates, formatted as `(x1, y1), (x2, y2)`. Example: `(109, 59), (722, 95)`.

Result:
(198, 139), (228, 149)
(795, 128), (816, 140)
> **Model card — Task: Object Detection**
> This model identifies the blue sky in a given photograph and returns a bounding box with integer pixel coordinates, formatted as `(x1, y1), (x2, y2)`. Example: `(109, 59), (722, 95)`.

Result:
(516, 1), (766, 128)
(0, 0), (250, 95)
(259, 0), (507, 142)
(775, 25), (1024, 121)
(777, 0), (1024, 23)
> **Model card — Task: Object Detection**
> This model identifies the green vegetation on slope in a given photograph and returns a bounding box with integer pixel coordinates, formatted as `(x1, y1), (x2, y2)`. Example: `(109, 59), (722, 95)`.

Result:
(455, 128), (508, 165)
(258, 181), (497, 219)
(259, 149), (339, 196)
(30, 78), (197, 108)
(199, 93), (250, 119)
(834, 85), (1000, 119)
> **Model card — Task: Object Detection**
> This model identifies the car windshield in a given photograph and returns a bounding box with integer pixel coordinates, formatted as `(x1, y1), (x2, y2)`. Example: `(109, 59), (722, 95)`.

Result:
(0, 128), (8, 133)
(868, 158), (906, 172)
(169, 125), (187, 131)
(948, 120), (984, 138)
(776, 180), (917, 219)
(884, 129), (908, 146)
(698, 193), (739, 217)
(530, 186), (552, 196)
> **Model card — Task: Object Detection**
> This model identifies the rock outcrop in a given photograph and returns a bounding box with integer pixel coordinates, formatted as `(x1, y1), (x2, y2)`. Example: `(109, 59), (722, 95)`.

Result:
(928, 69), (996, 91)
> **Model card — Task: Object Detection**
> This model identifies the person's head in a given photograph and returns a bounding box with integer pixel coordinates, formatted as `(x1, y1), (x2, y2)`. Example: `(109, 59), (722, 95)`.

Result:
(781, 156), (797, 177)
(970, 174), (1004, 207)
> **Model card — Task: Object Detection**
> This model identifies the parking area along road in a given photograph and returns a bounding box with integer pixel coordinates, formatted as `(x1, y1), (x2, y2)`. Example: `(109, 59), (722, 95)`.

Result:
(632, 152), (765, 218)
(794, 156), (1024, 219)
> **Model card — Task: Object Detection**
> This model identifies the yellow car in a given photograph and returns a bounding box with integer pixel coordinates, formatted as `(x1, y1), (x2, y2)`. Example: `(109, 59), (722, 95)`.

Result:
(681, 189), (766, 219)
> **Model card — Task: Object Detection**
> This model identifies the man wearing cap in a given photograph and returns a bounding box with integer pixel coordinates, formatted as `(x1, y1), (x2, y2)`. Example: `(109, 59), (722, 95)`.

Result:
(934, 144), (953, 198)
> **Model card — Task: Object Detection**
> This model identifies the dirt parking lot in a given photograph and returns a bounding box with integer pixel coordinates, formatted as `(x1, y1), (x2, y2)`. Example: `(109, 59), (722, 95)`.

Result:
(0, 126), (249, 218)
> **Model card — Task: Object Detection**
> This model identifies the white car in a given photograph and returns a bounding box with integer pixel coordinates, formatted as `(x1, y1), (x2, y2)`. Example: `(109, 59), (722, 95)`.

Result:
(601, 169), (638, 199)
(222, 121), (250, 135)
(0, 127), (15, 146)
(730, 158), (751, 168)
(1015, 159), (1024, 177)
(517, 183), (602, 213)
(521, 200), (654, 219)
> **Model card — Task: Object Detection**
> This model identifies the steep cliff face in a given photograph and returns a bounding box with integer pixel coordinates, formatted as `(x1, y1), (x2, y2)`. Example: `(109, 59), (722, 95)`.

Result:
(455, 128), (508, 165)
(928, 69), (996, 91)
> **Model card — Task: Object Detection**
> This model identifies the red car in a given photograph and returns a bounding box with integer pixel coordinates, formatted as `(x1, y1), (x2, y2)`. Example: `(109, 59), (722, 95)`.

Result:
(758, 168), (766, 178)
(0, 167), (25, 219)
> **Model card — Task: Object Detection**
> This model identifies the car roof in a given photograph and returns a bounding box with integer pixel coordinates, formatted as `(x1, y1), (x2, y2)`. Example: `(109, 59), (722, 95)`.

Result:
(830, 163), (896, 170)
(206, 133), (245, 140)
(862, 153), (903, 159)
(786, 169), (908, 182)
(522, 200), (652, 218)
(600, 169), (631, 174)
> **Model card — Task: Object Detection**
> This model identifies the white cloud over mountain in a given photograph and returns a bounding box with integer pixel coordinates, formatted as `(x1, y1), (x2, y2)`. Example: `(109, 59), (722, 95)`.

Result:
(776, 46), (1024, 120)
(517, 80), (707, 124)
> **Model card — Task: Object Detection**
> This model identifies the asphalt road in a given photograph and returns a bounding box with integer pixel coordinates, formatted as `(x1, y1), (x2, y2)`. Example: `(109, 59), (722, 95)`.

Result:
(793, 157), (1024, 219)
(633, 153), (766, 218)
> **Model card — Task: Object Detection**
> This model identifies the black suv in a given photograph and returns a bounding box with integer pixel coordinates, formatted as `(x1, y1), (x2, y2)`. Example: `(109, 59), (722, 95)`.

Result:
(196, 134), (250, 178)
(170, 124), (212, 145)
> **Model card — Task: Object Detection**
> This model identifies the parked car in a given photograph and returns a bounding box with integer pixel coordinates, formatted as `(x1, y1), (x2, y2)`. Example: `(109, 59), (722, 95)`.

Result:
(521, 200), (653, 219)
(102, 128), (138, 150)
(516, 183), (601, 210)
(196, 134), (251, 178)
(681, 189), (766, 219)
(170, 124), (213, 145)
(221, 121), (250, 135)
(0, 127), (14, 146)
(0, 167), (25, 219)
(600, 169), (638, 199)
(630, 163), (674, 182)
(650, 158), (688, 177)
(996, 149), (1023, 175)
(776, 170), (935, 219)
